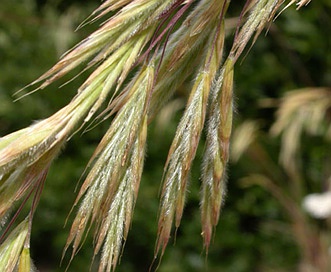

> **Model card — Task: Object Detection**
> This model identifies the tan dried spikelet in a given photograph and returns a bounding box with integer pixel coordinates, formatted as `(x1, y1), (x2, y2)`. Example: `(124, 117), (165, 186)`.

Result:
(271, 88), (331, 174)
(231, 120), (260, 162)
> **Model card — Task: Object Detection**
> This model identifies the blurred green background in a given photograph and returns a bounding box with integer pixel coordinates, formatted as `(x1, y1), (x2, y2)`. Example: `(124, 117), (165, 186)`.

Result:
(0, 0), (330, 271)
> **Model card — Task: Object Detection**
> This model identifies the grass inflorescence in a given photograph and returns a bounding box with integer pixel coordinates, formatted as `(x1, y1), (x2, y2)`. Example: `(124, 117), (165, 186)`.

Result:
(0, 0), (313, 271)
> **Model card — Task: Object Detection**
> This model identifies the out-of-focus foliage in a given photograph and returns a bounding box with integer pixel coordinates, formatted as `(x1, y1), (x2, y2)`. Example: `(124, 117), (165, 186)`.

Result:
(0, 0), (330, 271)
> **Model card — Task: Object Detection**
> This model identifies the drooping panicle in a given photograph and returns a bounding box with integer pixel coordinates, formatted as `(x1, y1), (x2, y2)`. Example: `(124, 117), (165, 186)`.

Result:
(0, 0), (315, 270)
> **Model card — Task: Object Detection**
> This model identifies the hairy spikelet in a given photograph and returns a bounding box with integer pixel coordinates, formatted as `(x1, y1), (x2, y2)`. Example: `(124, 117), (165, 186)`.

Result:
(65, 64), (154, 272)
(155, 0), (228, 256)
(149, 0), (229, 117)
(0, 219), (29, 272)
(231, 0), (283, 62)
(201, 58), (234, 250)
(28, 0), (175, 89)
(0, 79), (109, 221)
(98, 117), (147, 272)
(156, 72), (210, 256)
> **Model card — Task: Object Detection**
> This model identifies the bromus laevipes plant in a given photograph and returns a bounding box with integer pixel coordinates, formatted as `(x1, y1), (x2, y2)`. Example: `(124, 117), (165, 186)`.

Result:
(0, 0), (313, 271)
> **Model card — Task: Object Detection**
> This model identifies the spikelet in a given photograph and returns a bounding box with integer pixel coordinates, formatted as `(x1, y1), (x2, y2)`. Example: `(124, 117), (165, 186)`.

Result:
(231, 120), (260, 162)
(26, 0), (176, 92)
(0, 0), (158, 225)
(155, 71), (210, 257)
(0, 219), (29, 272)
(201, 58), (234, 250)
(64, 64), (154, 272)
(0, 77), (109, 221)
(155, 1), (227, 255)
(271, 88), (331, 175)
(149, 0), (229, 117)
(230, 0), (284, 63)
